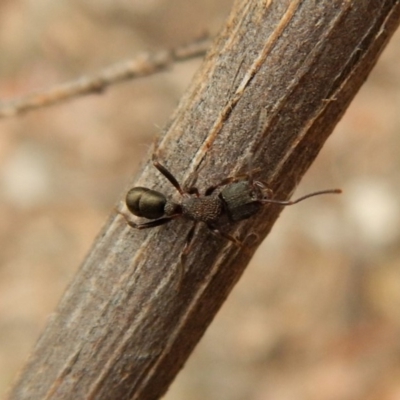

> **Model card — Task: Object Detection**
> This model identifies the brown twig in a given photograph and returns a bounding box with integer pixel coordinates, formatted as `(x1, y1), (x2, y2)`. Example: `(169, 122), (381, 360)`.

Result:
(8, 1), (400, 400)
(0, 36), (211, 118)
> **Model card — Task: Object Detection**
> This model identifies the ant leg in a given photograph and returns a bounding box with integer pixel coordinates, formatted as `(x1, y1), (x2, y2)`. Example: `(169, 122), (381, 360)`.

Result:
(177, 222), (198, 288)
(205, 176), (245, 196)
(117, 208), (177, 229)
(206, 225), (244, 247)
(205, 168), (262, 196)
(152, 155), (201, 197)
(178, 224), (244, 289)
(205, 109), (268, 197)
(184, 167), (200, 197)
(152, 155), (185, 195)
(186, 187), (200, 197)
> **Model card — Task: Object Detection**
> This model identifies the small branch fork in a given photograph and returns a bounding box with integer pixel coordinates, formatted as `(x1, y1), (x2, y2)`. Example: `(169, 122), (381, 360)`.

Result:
(0, 36), (211, 118)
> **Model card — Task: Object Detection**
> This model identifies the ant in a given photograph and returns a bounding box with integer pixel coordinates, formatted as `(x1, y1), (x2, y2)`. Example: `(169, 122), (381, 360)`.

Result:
(118, 156), (341, 283)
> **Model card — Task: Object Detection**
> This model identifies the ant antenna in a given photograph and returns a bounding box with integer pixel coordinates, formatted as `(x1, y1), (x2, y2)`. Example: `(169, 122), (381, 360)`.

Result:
(261, 189), (342, 206)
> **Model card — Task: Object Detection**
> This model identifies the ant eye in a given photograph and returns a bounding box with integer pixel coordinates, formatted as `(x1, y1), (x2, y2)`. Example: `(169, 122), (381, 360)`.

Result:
(262, 188), (273, 199)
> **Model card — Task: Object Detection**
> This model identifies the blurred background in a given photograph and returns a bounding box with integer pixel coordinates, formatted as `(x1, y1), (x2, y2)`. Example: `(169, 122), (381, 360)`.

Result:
(1, 1), (400, 399)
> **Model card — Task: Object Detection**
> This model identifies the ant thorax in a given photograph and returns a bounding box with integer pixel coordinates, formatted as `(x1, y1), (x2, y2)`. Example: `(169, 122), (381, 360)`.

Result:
(181, 196), (223, 224)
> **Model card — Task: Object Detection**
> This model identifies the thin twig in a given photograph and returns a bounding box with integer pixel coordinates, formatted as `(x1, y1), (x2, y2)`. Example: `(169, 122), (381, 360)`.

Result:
(0, 36), (211, 118)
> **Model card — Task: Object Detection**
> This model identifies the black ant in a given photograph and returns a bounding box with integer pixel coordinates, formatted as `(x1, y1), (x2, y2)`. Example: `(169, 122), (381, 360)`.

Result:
(118, 157), (341, 282)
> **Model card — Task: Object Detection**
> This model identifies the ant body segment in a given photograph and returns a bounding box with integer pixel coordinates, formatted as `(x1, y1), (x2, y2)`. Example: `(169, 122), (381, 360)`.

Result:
(118, 157), (341, 282)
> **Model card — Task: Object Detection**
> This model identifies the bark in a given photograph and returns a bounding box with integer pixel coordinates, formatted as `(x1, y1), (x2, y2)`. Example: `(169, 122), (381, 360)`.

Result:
(9, 1), (400, 399)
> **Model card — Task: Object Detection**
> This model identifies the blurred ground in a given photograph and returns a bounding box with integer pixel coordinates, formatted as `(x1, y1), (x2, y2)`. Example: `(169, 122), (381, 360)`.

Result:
(0, 1), (400, 400)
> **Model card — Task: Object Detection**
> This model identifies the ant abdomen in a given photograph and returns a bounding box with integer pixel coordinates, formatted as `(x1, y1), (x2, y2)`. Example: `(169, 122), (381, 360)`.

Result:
(126, 187), (167, 219)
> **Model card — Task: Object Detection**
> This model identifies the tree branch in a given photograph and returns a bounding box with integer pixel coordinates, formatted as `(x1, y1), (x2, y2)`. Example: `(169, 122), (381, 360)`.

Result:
(0, 36), (211, 118)
(9, 1), (400, 399)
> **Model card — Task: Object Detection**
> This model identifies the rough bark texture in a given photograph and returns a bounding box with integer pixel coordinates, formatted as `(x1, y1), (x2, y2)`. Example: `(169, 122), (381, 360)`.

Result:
(9, 1), (400, 399)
